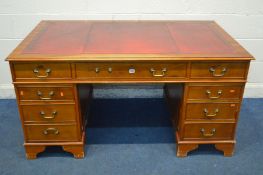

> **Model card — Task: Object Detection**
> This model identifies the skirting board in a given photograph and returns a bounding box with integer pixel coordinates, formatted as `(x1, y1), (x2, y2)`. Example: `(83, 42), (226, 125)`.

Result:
(0, 83), (262, 99)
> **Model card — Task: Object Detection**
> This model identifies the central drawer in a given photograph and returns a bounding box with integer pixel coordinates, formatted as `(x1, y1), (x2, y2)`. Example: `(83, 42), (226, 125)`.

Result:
(75, 62), (187, 79)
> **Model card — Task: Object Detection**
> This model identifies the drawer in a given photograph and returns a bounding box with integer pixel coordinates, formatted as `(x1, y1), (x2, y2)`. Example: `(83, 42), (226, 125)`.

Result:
(13, 63), (72, 81)
(190, 62), (248, 79)
(187, 85), (243, 101)
(21, 104), (76, 122)
(183, 123), (235, 140)
(17, 86), (74, 101)
(75, 62), (187, 79)
(24, 124), (79, 142)
(185, 103), (239, 121)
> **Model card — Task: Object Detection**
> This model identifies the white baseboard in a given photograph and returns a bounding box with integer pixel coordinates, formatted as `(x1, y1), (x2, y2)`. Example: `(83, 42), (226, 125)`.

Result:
(243, 83), (263, 98)
(0, 83), (262, 99)
(0, 84), (15, 99)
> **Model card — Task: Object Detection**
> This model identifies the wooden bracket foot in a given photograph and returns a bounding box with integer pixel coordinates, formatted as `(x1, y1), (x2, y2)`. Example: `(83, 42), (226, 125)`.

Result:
(215, 143), (235, 157)
(176, 144), (198, 157)
(24, 145), (46, 159)
(63, 145), (85, 159)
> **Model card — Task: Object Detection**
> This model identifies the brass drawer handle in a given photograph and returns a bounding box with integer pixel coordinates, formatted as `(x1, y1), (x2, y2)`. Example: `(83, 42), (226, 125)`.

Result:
(33, 67), (51, 78)
(206, 90), (222, 99)
(40, 111), (57, 119)
(94, 67), (112, 73)
(209, 67), (227, 77)
(43, 128), (59, 135)
(150, 68), (167, 77)
(203, 108), (219, 118)
(95, 67), (100, 73)
(200, 128), (216, 137)
(37, 91), (54, 100)
(108, 67), (113, 73)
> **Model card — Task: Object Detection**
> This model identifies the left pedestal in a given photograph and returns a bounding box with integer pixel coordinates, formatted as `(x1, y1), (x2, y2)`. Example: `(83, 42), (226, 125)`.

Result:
(14, 82), (92, 159)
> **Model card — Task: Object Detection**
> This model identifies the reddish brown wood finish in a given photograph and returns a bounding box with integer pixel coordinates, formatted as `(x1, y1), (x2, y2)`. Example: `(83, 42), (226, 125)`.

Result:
(183, 123), (235, 140)
(13, 62), (72, 81)
(75, 62), (187, 80)
(185, 103), (239, 121)
(190, 62), (248, 79)
(186, 84), (244, 101)
(63, 145), (85, 159)
(24, 145), (46, 159)
(176, 144), (199, 157)
(24, 124), (79, 142)
(215, 143), (235, 156)
(21, 104), (77, 123)
(17, 85), (75, 101)
(6, 21), (253, 159)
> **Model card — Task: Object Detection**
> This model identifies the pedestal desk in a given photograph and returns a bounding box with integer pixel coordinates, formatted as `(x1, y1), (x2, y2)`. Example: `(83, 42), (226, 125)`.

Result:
(6, 21), (254, 159)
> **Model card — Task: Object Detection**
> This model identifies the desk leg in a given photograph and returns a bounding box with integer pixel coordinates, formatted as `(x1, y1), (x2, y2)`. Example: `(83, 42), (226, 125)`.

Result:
(215, 143), (235, 157)
(24, 145), (46, 159)
(176, 144), (198, 157)
(63, 145), (85, 159)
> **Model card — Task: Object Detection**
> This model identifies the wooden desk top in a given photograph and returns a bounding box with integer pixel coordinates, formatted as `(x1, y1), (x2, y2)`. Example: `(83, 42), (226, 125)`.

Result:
(7, 20), (253, 61)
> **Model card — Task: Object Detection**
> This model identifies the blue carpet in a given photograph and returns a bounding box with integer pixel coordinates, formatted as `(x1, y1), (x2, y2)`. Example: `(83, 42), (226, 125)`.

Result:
(0, 98), (262, 175)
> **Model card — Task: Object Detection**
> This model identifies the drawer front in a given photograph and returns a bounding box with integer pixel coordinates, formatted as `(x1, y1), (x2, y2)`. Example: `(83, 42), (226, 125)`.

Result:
(75, 62), (187, 79)
(17, 86), (74, 101)
(190, 62), (248, 79)
(187, 85), (243, 101)
(185, 103), (239, 121)
(24, 124), (79, 142)
(183, 123), (235, 140)
(21, 104), (76, 122)
(13, 63), (72, 81)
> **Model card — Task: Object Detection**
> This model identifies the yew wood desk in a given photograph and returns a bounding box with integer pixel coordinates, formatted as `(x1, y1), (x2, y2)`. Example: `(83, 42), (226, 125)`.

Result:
(6, 20), (254, 159)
